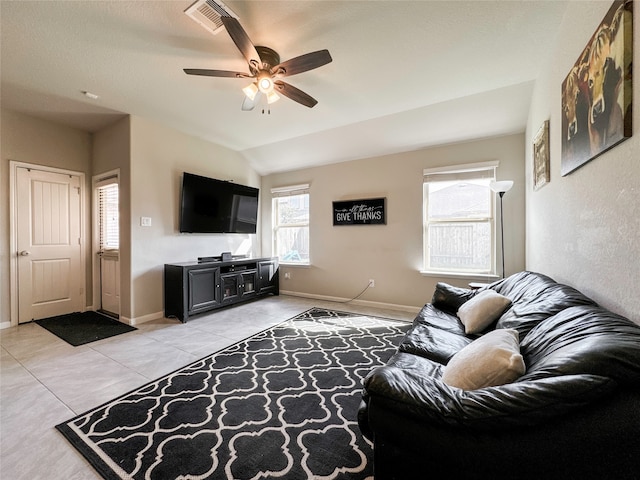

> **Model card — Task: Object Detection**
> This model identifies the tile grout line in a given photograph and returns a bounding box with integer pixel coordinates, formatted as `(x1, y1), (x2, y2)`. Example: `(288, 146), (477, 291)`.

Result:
(0, 344), (82, 418)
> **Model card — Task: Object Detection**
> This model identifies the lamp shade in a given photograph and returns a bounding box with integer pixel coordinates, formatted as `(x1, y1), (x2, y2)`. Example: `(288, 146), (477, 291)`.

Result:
(489, 180), (514, 194)
(266, 90), (280, 104)
(242, 83), (259, 101)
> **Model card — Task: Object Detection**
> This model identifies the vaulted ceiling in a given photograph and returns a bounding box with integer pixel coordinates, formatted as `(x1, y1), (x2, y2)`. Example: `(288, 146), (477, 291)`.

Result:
(1, 1), (569, 174)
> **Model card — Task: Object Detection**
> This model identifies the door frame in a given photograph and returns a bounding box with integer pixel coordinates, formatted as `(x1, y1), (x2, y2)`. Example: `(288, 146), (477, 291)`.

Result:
(92, 169), (120, 315)
(9, 161), (87, 327)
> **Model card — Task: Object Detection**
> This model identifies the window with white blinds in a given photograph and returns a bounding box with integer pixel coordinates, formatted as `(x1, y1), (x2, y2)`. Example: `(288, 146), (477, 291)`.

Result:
(423, 162), (497, 274)
(271, 184), (310, 264)
(98, 182), (119, 250)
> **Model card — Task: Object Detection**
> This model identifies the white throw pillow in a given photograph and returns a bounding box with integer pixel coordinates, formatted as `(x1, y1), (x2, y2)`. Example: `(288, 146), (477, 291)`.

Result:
(457, 290), (512, 334)
(441, 329), (526, 390)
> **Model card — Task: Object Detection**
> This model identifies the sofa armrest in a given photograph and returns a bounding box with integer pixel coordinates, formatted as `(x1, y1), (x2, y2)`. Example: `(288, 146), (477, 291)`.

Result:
(431, 282), (477, 315)
(363, 364), (616, 430)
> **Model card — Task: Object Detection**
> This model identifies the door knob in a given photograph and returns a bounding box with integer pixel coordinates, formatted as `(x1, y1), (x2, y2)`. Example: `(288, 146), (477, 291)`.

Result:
(19, 250), (30, 256)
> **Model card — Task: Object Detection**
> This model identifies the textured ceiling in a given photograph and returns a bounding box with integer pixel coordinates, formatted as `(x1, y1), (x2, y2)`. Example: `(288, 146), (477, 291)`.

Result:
(1, 1), (569, 174)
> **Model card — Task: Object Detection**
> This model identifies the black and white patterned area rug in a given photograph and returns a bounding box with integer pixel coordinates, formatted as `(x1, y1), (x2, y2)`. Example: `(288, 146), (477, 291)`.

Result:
(56, 307), (411, 480)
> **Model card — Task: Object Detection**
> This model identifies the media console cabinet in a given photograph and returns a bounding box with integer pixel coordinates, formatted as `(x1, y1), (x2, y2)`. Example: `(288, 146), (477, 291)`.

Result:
(164, 257), (279, 322)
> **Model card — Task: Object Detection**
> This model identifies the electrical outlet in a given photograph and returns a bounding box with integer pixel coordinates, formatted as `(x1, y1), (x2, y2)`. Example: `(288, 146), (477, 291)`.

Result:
(284, 272), (291, 280)
(368, 279), (375, 288)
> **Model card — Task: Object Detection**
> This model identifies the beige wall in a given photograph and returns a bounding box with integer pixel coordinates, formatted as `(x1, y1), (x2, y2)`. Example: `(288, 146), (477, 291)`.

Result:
(261, 133), (526, 310)
(128, 116), (261, 321)
(526, 2), (639, 322)
(92, 117), (132, 318)
(0, 111), (261, 325)
(0, 109), (92, 325)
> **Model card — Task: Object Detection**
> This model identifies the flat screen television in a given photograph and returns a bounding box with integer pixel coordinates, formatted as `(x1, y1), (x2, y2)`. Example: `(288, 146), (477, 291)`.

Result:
(179, 172), (259, 234)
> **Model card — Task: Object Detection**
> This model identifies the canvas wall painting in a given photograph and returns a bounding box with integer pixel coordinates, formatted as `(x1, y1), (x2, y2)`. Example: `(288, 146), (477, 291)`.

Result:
(561, 0), (633, 176)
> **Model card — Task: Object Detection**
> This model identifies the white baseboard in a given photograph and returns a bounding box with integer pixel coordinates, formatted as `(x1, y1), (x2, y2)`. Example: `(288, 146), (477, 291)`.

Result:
(0, 298), (416, 329)
(0, 310), (165, 329)
(120, 310), (164, 326)
(280, 290), (421, 314)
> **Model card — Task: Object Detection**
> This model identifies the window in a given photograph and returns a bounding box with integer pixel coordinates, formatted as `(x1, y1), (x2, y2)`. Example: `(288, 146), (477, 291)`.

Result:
(97, 181), (119, 251)
(272, 184), (310, 264)
(423, 162), (497, 275)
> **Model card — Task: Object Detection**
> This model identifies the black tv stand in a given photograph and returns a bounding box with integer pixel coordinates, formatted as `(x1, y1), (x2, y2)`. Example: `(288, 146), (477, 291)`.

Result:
(164, 257), (279, 322)
(197, 254), (248, 263)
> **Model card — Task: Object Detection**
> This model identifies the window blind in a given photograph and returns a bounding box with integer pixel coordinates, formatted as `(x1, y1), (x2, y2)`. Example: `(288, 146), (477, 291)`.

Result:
(423, 161), (498, 183)
(271, 184), (310, 197)
(98, 183), (119, 250)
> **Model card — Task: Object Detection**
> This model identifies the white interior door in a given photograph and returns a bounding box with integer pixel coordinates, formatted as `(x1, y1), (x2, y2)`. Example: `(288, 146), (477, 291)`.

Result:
(16, 167), (83, 323)
(100, 252), (120, 315)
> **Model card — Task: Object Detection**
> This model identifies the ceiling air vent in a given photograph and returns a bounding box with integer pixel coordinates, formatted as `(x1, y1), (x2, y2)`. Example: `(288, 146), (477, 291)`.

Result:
(184, 0), (238, 35)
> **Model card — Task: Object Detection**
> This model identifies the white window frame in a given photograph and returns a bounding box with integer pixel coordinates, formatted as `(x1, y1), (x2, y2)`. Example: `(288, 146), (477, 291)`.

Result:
(271, 184), (310, 266)
(422, 161), (498, 278)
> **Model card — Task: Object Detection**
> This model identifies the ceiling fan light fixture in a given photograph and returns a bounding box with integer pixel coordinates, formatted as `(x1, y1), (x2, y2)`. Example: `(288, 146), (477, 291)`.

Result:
(266, 90), (280, 104)
(257, 75), (274, 94)
(242, 82), (259, 100)
(183, 16), (332, 110)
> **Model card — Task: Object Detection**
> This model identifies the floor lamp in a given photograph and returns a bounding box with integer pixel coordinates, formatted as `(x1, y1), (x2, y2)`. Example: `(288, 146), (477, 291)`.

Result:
(490, 180), (513, 278)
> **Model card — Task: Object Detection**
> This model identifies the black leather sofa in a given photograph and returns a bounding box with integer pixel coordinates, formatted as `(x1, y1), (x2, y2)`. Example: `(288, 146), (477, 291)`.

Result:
(358, 271), (640, 479)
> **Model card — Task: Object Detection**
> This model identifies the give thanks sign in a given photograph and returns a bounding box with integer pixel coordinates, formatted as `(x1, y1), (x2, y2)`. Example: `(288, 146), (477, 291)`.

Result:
(332, 198), (386, 226)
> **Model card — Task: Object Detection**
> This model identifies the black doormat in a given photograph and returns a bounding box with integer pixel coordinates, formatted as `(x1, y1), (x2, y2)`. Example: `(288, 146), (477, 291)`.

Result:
(56, 308), (411, 480)
(36, 311), (136, 346)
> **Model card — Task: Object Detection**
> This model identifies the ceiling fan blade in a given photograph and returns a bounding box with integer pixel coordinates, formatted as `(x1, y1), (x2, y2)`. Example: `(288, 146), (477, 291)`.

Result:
(241, 91), (263, 111)
(271, 50), (332, 77)
(184, 68), (251, 78)
(221, 16), (261, 70)
(274, 80), (318, 108)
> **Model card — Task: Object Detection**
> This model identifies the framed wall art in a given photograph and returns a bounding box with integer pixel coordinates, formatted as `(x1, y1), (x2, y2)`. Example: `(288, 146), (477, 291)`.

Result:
(533, 120), (550, 190)
(332, 198), (386, 226)
(560, 0), (633, 176)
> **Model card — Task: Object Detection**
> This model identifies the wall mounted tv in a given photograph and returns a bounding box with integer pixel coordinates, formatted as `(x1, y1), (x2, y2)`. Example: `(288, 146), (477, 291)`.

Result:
(179, 172), (259, 234)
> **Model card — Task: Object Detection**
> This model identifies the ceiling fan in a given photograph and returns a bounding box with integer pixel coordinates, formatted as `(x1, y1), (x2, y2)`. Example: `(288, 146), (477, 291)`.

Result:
(184, 16), (332, 111)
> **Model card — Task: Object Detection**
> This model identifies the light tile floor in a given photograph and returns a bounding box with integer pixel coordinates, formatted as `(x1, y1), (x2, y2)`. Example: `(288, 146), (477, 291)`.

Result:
(0, 295), (415, 480)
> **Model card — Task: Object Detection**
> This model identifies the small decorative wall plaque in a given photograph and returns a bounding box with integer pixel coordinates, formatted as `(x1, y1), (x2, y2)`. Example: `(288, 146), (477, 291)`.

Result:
(332, 198), (386, 226)
(533, 120), (550, 190)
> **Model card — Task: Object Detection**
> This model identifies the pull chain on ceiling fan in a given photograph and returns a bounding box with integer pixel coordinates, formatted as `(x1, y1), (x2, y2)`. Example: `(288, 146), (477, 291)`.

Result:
(184, 16), (332, 111)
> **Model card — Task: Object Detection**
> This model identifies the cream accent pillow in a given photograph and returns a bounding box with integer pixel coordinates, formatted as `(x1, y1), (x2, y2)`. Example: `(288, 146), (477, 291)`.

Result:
(441, 329), (526, 390)
(457, 290), (512, 334)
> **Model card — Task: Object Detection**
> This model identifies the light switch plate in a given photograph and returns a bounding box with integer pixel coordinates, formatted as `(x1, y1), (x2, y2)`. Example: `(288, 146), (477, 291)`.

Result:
(140, 216), (152, 227)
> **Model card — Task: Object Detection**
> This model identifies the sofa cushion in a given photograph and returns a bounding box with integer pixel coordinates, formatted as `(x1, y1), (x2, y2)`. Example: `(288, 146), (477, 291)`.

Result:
(413, 304), (468, 335)
(399, 322), (473, 364)
(457, 289), (512, 334)
(491, 271), (597, 337)
(431, 282), (477, 315)
(442, 329), (525, 390)
(520, 305), (640, 384)
(490, 271), (559, 302)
